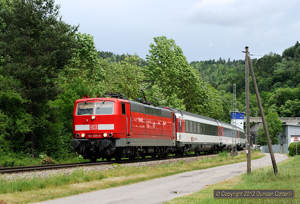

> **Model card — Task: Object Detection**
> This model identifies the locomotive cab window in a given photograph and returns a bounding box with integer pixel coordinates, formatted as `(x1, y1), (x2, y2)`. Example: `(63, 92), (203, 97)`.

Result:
(121, 102), (126, 115)
(95, 102), (114, 115)
(76, 103), (94, 115)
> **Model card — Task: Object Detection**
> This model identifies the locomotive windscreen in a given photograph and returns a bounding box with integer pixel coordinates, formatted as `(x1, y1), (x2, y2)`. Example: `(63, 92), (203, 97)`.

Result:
(76, 102), (114, 115)
(95, 102), (114, 115)
(76, 103), (94, 115)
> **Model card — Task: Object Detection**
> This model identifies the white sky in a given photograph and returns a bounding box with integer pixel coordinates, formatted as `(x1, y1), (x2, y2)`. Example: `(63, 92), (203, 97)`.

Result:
(55, 0), (300, 62)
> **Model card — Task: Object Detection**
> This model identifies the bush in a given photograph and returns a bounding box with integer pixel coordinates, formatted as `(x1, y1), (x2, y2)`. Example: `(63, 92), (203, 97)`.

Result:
(288, 142), (300, 156)
(40, 156), (56, 165)
(1, 159), (15, 167)
(0, 153), (40, 167)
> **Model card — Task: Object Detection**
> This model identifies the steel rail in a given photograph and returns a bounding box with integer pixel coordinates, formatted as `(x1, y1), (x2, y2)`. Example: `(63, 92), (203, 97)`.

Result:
(0, 151), (233, 174)
(0, 161), (110, 174)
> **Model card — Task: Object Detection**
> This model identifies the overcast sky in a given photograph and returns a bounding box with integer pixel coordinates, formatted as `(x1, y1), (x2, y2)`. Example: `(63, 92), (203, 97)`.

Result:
(55, 0), (300, 62)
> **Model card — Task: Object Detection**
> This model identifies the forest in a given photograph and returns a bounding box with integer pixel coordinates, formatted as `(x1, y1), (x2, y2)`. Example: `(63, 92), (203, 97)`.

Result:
(0, 0), (299, 163)
(190, 42), (300, 119)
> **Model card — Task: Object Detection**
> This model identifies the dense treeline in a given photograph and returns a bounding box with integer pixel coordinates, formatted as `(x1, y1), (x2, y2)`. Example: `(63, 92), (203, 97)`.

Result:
(190, 41), (300, 120)
(190, 42), (300, 146)
(0, 0), (222, 161)
(97, 51), (147, 67)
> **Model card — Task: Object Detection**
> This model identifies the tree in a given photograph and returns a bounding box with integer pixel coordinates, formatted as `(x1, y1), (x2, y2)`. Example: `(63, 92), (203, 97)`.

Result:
(144, 36), (223, 118)
(279, 99), (300, 117)
(0, 75), (33, 155)
(0, 0), (78, 156)
(256, 112), (282, 145)
(102, 54), (144, 100)
(49, 33), (105, 158)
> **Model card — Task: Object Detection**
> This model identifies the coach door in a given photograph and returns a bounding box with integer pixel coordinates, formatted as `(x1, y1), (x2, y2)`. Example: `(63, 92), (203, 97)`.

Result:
(172, 113), (176, 140)
(216, 120), (222, 144)
(125, 103), (131, 137)
(121, 102), (131, 138)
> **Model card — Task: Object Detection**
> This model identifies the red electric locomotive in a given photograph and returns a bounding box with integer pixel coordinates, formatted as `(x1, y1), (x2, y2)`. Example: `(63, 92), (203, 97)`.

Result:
(71, 94), (245, 162)
(71, 94), (176, 161)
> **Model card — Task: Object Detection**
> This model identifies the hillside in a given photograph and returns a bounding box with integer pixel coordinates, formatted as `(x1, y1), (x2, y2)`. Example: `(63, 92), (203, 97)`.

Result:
(190, 41), (300, 119)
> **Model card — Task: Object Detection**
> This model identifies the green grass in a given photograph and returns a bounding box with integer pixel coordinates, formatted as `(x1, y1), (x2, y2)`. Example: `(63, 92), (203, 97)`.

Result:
(0, 153), (87, 167)
(0, 151), (264, 203)
(166, 155), (299, 204)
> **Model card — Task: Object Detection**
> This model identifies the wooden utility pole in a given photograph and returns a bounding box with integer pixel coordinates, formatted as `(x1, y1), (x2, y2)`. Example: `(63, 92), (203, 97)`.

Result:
(247, 52), (278, 175)
(245, 47), (251, 174)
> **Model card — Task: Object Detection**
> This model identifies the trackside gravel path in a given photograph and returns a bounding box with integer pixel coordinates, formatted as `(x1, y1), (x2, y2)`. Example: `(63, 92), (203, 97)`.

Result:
(37, 153), (288, 204)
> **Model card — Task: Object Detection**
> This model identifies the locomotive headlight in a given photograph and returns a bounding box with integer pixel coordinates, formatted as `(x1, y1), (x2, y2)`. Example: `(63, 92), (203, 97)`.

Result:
(91, 115), (95, 120)
(103, 133), (107, 137)
(81, 133), (85, 138)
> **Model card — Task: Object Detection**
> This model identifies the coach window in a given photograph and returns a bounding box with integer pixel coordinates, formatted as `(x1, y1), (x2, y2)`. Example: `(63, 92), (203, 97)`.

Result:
(204, 124), (208, 135)
(197, 123), (200, 134)
(193, 122), (197, 133)
(190, 121), (193, 133)
(121, 103), (126, 115)
(215, 126), (218, 135)
(200, 123), (203, 134)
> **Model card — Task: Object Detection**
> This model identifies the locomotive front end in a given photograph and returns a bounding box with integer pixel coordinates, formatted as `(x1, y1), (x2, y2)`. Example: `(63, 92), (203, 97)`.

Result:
(71, 97), (121, 161)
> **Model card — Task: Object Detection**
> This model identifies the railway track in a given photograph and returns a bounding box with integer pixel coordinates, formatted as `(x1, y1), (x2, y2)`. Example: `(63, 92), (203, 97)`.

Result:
(0, 161), (111, 174)
(0, 151), (229, 174)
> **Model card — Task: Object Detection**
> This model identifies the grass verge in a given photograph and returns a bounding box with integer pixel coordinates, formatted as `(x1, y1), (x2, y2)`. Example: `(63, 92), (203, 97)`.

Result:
(0, 153), (87, 167)
(166, 155), (299, 204)
(0, 151), (263, 203)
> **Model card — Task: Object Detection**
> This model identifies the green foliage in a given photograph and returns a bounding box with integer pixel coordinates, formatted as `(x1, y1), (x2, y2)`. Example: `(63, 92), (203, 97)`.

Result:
(50, 32), (105, 158)
(288, 142), (300, 156)
(40, 156), (56, 165)
(256, 112), (282, 145)
(103, 54), (144, 99)
(191, 58), (247, 121)
(112, 163), (121, 168)
(279, 99), (300, 117)
(283, 41), (300, 59)
(144, 36), (223, 118)
(266, 87), (300, 114)
(0, 152), (40, 167)
(218, 150), (229, 158)
(0, 75), (33, 154)
(98, 51), (147, 67)
(1, 0), (300, 164)
(0, 0), (78, 157)
(191, 41), (300, 121)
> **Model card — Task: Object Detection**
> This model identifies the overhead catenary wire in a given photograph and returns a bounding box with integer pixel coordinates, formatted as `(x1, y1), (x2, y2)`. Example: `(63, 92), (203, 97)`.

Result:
(250, 54), (264, 57)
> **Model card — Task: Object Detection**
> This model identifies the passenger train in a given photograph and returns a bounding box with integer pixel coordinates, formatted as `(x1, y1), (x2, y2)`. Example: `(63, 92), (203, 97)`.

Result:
(71, 95), (245, 161)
